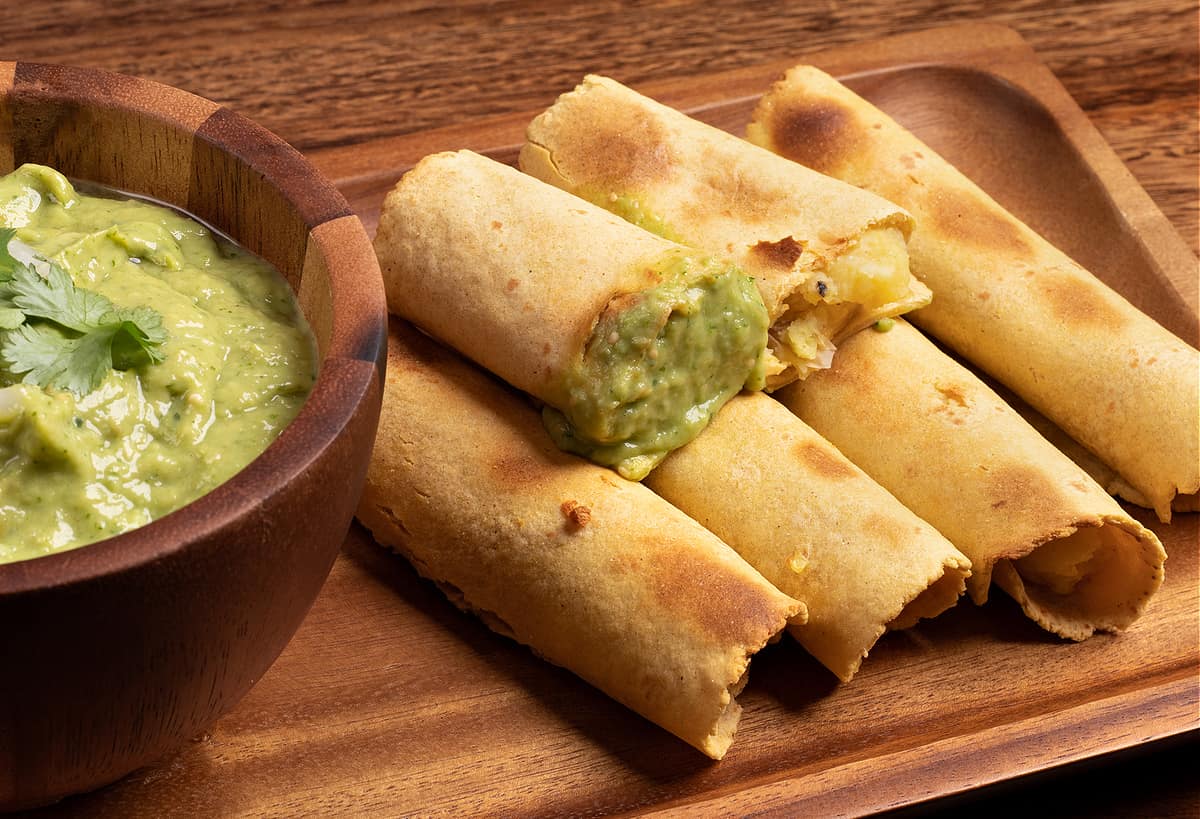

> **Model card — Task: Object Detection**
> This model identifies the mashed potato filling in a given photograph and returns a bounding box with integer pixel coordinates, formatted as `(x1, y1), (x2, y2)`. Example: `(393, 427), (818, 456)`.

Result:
(544, 252), (769, 480)
(770, 226), (913, 380)
(585, 188), (916, 386)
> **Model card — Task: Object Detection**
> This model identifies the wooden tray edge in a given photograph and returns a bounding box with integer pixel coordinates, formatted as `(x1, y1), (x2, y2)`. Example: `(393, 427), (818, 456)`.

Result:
(647, 673), (1200, 817)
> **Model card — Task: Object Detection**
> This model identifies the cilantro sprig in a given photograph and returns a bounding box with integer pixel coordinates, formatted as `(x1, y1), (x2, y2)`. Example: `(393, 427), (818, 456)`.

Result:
(0, 228), (168, 396)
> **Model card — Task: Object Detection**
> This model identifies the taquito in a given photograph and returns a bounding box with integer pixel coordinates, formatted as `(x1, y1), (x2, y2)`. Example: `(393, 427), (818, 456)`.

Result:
(520, 75), (931, 389)
(645, 390), (970, 681)
(358, 319), (802, 759)
(748, 65), (1199, 521)
(375, 149), (770, 480)
(777, 319), (1166, 640)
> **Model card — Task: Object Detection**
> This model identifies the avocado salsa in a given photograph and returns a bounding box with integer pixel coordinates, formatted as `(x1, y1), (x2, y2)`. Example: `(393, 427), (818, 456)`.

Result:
(0, 164), (316, 564)
(544, 251), (769, 480)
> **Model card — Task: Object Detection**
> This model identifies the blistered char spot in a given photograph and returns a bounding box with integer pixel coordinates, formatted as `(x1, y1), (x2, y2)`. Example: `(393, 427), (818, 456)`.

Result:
(640, 543), (784, 642)
(984, 464), (1067, 526)
(769, 99), (860, 172)
(794, 440), (857, 480)
(489, 448), (557, 489)
(609, 553), (637, 575)
(1041, 268), (1128, 329)
(923, 187), (1035, 257)
(750, 236), (806, 270)
(862, 513), (905, 546)
(561, 106), (676, 189)
(685, 156), (787, 225)
(813, 336), (876, 388)
(934, 382), (971, 420)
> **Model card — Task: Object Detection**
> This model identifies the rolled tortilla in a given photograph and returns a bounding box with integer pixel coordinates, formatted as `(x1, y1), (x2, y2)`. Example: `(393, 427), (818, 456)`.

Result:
(776, 319), (1166, 640)
(1019, 404), (1200, 516)
(644, 390), (970, 681)
(520, 74), (931, 388)
(375, 149), (770, 480)
(358, 319), (802, 759)
(748, 65), (1199, 521)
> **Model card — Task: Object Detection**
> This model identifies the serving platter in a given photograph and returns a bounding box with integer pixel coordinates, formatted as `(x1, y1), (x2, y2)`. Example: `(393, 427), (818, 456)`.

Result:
(37, 23), (1198, 817)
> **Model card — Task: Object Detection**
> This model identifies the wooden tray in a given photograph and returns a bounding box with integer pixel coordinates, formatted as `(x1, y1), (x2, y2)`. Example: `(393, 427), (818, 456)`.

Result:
(42, 23), (1198, 817)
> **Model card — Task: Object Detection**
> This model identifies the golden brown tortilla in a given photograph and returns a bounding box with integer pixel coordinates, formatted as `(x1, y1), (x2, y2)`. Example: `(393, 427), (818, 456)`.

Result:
(357, 319), (802, 759)
(373, 149), (770, 479)
(375, 149), (682, 411)
(645, 390), (970, 681)
(520, 74), (932, 388)
(776, 319), (1166, 640)
(749, 65), (1199, 521)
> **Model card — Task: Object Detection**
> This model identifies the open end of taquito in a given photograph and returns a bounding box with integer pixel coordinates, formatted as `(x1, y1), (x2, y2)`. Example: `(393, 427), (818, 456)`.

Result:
(645, 391), (970, 682)
(374, 149), (770, 481)
(992, 518), (1165, 641)
(748, 64), (1200, 521)
(519, 74), (931, 390)
(777, 319), (1166, 640)
(357, 318), (802, 758)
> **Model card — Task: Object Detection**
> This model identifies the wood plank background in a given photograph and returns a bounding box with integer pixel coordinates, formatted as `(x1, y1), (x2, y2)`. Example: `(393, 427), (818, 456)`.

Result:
(4, 1), (1196, 259)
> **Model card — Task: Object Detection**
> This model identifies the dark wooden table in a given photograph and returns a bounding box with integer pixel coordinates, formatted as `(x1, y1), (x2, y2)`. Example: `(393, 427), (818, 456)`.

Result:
(6, 1), (1196, 256)
(5, 2), (1197, 816)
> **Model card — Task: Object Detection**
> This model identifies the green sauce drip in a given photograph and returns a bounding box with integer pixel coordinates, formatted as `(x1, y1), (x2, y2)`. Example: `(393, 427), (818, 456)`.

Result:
(599, 193), (685, 244)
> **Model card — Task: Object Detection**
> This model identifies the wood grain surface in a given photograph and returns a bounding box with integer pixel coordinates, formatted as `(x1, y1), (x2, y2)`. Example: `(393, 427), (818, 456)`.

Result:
(3, 0), (1196, 259)
(4, 2), (1198, 817)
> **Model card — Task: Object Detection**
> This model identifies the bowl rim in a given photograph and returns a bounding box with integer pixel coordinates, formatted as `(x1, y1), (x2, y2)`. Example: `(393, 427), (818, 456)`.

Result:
(0, 60), (387, 595)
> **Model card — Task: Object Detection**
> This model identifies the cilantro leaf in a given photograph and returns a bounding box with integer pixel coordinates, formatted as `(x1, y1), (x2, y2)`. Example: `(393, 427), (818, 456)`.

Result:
(0, 308), (23, 330)
(108, 306), (168, 369)
(8, 262), (115, 333)
(0, 248), (169, 396)
(2, 323), (110, 396)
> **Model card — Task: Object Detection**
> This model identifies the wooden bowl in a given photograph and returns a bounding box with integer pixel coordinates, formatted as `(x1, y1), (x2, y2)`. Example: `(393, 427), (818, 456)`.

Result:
(0, 62), (386, 810)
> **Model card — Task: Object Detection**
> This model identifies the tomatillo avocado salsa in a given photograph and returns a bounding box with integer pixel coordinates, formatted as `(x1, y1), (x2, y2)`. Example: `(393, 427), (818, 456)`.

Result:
(0, 164), (316, 564)
(544, 251), (770, 480)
